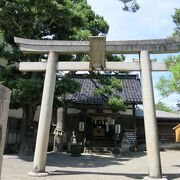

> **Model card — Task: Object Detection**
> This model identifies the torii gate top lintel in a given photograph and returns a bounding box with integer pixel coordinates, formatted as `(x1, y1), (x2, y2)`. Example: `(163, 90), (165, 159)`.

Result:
(14, 36), (180, 72)
(14, 36), (180, 54)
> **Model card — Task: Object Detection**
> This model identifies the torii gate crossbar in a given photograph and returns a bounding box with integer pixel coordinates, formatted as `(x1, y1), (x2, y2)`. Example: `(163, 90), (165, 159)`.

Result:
(14, 36), (180, 180)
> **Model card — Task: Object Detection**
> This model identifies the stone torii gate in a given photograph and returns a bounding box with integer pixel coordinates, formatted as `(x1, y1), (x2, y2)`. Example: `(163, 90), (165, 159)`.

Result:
(14, 36), (180, 180)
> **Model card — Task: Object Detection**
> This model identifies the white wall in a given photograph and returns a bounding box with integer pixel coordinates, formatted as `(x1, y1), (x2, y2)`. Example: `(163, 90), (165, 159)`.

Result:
(8, 106), (40, 122)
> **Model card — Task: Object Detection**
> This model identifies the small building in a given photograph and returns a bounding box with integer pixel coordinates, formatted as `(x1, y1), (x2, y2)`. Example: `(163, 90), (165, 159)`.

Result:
(64, 74), (180, 151)
(64, 74), (142, 151)
(5, 73), (180, 153)
(136, 109), (180, 144)
(173, 124), (180, 142)
(5, 74), (142, 152)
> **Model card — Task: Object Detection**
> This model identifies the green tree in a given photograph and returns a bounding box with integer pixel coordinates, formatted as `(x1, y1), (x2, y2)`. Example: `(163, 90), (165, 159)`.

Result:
(0, 66), (80, 153)
(119, 0), (140, 12)
(0, 0), (138, 153)
(93, 74), (126, 111)
(155, 101), (174, 113)
(0, 0), (109, 154)
(172, 9), (180, 36)
(156, 9), (180, 98)
(156, 55), (180, 97)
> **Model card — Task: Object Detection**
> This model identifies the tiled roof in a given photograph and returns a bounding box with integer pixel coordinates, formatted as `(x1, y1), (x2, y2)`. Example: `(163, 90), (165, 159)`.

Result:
(136, 109), (180, 119)
(67, 74), (142, 105)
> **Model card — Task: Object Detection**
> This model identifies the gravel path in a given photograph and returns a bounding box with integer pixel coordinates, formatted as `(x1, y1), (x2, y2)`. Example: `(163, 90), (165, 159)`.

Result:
(1, 150), (180, 180)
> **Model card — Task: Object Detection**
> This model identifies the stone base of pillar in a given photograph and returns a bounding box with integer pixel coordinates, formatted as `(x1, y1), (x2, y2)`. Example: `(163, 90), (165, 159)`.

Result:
(144, 176), (168, 180)
(27, 171), (49, 177)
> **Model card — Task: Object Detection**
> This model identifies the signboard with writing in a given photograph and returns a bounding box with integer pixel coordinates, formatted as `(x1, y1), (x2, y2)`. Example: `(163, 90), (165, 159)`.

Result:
(126, 131), (137, 145)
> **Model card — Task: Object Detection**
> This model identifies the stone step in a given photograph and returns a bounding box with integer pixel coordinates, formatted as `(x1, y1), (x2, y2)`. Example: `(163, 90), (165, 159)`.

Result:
(88, 140), (114, 146)
(84, 146), (114, 154)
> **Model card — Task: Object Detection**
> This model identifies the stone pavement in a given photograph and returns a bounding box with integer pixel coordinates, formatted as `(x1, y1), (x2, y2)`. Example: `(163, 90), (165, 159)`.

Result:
(1, 150), (180, 180)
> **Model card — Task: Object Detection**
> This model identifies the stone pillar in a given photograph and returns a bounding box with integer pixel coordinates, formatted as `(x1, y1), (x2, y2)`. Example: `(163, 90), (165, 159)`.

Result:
(140, 51), (164, 180)
(53, 107), (64, 152)
(29, 52), (58, 176)
(0, 85), (11, 179)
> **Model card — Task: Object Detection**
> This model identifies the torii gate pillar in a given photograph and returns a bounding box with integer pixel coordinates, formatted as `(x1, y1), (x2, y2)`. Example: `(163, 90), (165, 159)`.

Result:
(28, 52), (58, 176)
(140, 51), (166, 180)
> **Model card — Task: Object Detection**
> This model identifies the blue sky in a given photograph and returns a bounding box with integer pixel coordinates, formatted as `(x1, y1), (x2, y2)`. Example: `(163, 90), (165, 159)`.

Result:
(87, 0), (180, 109)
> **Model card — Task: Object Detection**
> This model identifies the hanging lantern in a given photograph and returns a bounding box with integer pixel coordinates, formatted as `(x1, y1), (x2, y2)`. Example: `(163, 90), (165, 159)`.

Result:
(110, 118), (115, 125)
(105, 121), (109, 132)
(79, 122), (84, 131)
(106, 125), (109, 132)
(115, 124), (121, 134)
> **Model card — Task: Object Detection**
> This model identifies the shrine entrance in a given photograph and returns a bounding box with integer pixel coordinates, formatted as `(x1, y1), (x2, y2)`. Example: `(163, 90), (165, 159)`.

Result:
(85, 116), (115, 148)
(14, 36), (180, 179)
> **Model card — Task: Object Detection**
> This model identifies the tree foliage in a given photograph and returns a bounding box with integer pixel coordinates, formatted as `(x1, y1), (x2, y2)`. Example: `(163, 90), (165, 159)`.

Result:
(0, 0), (109, 106)
(156, 55), (180, 97)
(0, 0), (110, 153)
(54, 75), (80, 107)
(172, 9), (180, 36)
(106, 54), (125, 62)
(155, 101), (174, 113)
(156, 9), (180, 98)
(0, 0), (109, 63)
(119, 0), (140, 12)
(93, 75), (126, 111)
(0, 66), (80, 108)
(0, 0), (137, 153)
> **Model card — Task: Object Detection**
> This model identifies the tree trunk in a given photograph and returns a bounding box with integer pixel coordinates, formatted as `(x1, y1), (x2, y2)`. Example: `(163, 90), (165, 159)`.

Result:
(19, 105), (35, 155)
(53, 107), (64, 152)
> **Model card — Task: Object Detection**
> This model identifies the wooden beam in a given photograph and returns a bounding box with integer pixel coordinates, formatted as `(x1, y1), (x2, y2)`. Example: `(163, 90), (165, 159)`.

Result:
(19, 61), (168, 72)
(14, 37), (180, 54)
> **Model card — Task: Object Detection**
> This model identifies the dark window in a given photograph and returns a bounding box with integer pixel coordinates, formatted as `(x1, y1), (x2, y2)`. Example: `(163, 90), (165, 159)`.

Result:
(8, 118), (21, 131)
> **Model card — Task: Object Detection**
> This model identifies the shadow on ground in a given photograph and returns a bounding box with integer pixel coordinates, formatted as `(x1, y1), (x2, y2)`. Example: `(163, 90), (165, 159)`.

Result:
(16, 151), (147, 168)
(3, 151), (180, 180)
(49, 170), (179, 180)
(45, 151), (146, 168)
